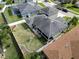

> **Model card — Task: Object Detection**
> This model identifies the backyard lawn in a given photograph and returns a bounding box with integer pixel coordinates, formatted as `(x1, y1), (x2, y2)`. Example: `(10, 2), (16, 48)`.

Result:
(0, 25), (19, 59)
(11, 23), (47, 57)
(4, 7), (22, 23)
(3, 38), (19, 59)
(4, 40), (19, 59)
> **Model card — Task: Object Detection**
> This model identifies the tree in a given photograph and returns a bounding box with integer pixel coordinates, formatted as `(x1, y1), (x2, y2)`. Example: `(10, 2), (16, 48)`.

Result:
(68, 16), (78, 26)
(0, 24), (11, 48)
(6, 0), (13, 4)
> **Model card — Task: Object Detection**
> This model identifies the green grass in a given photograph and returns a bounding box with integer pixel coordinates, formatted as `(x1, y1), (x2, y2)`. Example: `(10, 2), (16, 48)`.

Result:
(48, 0), (52, 3)
(62, 4), (79, 15)
(11, 23), (46, 52)
(0, 4), (4, 9)
(39, 3), (46, 8)
(4, 8), (22, 23)
(62, 4), (74, 8)
(5, 44), (19, 59)
(25, 52), (44, 59)
(64, 16), (71, 22)
(2, 30), (19, 59)
(0, 14), (4, 24)
(5, 0), (13, 4)
(68, 7), (79, 15)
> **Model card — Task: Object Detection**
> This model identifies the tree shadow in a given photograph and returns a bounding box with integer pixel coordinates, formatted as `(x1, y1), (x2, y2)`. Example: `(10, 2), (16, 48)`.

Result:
(0, 39), (3, 54)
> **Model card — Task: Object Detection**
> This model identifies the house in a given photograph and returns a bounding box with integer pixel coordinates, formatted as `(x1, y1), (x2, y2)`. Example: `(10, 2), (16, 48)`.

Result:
(12, 2), (42, 16)
(21, 2), (42, 18)
(75, 1), (79, 8)
(31, 15), (68, 39)
(11, 3), (27, 16)
(13, 0), (33, 4)
(40, 6), (58, 18)
(12, 2), (67, 40)
(43, 25), (79, 59)
(22, 6), (67, 40)
(12, 1), (58, 18)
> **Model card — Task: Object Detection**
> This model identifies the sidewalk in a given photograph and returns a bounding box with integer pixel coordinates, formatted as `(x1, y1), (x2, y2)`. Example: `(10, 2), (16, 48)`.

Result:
(8, 20), (26, 26)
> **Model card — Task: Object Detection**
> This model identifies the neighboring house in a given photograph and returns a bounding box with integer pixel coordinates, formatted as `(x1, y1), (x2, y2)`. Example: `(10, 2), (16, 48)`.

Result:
(31, 15), (68, 39)
(75, 1), (79, 8)
(12, 2), (42, 16)
(43, 25), (79, 59)
(13, 0), (33, 3)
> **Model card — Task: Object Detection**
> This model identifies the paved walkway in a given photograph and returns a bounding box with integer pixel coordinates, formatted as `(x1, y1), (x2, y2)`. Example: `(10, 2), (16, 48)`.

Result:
(8, 20), (26, 26)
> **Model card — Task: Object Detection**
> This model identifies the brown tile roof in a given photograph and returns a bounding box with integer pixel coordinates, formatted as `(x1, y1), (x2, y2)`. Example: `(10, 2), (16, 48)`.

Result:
(43, 25), (79, 59)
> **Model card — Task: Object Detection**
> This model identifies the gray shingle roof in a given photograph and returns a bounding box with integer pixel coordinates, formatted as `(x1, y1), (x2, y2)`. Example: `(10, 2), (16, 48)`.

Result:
(32, 15), (68, 39)
(13, 3), (27, 12)
(41, 7), (58, 16)
(14, 2), (42, 16)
